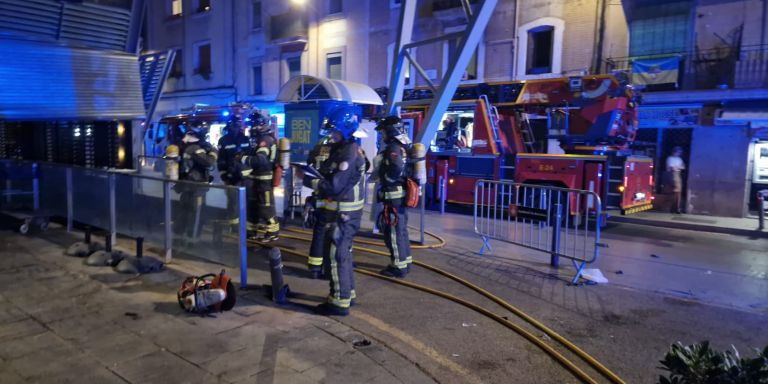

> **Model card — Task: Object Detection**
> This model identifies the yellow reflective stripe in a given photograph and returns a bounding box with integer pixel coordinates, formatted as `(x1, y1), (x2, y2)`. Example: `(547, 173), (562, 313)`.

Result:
(308, 256), (323, 266)
(241, 169), (253, 176)
(251, 174), (273, 180)
(405, 256), (413, 264)
(256, 147), (269, 155)
(384, 190), (405, 199)
(269, 144), (277, 162)
(338, 199), (364, 212)
(265, 191), (271, 207)
(328, 240), (350, 308)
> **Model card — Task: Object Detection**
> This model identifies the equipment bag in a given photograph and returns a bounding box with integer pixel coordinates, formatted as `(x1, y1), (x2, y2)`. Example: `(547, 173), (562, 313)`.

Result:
(405, 178), (420, 208)
(177, 269), (237, 315)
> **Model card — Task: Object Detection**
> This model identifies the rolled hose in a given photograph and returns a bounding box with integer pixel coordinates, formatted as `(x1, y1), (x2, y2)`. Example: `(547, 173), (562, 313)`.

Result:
(274, 245), (600, 384)
(283, 226), (447, 249)
(264, 231), (626, 384)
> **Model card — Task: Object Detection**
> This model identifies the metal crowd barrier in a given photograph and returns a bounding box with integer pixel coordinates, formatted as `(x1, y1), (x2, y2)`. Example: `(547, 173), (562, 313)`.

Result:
(0, 159), (249, 287)
(473, 180), (603, 284)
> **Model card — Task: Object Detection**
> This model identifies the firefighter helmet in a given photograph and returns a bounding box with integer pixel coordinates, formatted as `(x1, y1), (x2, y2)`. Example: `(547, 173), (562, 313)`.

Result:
(164, 145), (180, 159)
(324, 106), (364, 140)
(247, 111), (272, 135)
(224, 114), (242, 135)
(375, 115), (411, 145)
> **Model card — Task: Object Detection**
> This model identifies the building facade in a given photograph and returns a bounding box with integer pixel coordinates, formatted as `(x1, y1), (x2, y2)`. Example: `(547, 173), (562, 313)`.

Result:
(145, 0), (768, 217)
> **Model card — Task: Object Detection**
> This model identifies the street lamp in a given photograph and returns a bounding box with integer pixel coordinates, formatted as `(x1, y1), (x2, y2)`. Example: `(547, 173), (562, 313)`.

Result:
(290, 0), (307, 5)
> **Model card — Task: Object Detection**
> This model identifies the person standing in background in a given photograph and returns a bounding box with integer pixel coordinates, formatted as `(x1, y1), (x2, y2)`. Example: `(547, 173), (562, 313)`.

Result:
(666, 146), (685, 214)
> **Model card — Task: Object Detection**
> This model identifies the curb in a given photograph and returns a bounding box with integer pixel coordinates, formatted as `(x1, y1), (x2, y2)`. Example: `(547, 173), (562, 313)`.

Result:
(607, 215), (768, 238)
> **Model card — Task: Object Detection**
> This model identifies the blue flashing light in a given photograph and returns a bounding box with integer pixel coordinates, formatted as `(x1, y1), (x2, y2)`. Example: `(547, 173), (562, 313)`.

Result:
(598, 172), (603, 178)
(222, 110), (231, 117)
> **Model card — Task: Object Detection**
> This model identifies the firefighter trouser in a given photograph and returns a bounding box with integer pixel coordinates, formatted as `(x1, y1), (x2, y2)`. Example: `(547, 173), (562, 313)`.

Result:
(248, 180), (279, 235)
(323, 209), (362, 309)
(382, 200), (412, 270)
(224, 179), (248, 224)
(175, 189), (205, 239)
(308, 203), (334, 270)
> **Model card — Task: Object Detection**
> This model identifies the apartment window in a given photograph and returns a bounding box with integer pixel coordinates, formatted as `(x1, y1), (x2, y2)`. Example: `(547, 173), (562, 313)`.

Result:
(329, 0), (342, 14)
(252, 65), (263, 95)
(629, 2), (691, 56)
(194, 42), (212, 78)
(526, 26), (554, 75)
(327, 52), (343, 80)
(252, 1), (262, 29)
(195, 0), (210, 13)
(443, 27), (481, 82)
(170, 0), (182, 16)
(169, 49), (183, 78)
(287, 56), (301, 79)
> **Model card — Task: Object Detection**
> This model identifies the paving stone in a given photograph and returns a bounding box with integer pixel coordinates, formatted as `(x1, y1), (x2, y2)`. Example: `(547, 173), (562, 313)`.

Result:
(246, 366), (318, 384)
(302, 350), (394, 384)
(76, 328), (161, 367)
(0, 305), (28, 325)
(112, 350), (217, 383)
(0, 318), (47, 342)
(31, 364), (128, 384)
(273, 331), (353, 373)
(0, 331), (71, 361)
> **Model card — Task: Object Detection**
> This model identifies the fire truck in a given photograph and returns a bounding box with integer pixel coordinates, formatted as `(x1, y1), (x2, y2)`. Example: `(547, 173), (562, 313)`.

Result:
(398, 74), (654, 215)
(144, 104), (271, 158)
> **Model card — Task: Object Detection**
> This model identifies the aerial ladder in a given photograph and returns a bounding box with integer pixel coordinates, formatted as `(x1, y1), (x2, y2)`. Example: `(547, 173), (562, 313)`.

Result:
(385, 0), (498, 146)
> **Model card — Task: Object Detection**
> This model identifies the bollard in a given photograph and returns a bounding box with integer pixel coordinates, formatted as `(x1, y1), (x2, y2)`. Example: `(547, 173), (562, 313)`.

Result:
(84, 226), (91, 244)
(104, 232), (112, 253)
(550, 203), (562, 268)
(438, 176), (446, 215)
(759, 192), (765, 231)
(267, 248), (289, 304)
(136, 237), (144, 259)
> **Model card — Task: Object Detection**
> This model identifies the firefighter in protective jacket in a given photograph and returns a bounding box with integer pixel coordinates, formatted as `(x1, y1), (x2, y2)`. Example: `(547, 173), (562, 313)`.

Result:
(217, 115), (251, 187)
(175, 122), (218, 241)
(306, 135), (334, 278)
(303, 106), (366, 316)
(217, 115), (251, 222)
(240, 112), (280, 242)
(375, 116), (412, 278)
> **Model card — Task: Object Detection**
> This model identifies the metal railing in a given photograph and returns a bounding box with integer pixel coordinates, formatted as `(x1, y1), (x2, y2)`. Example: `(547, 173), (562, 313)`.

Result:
(605, 44), (768, 91)
(0, 159), (249, 287)
(473, 180), (602, 284)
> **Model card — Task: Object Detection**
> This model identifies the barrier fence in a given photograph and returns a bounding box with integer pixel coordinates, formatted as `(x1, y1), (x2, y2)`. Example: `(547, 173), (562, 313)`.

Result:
(0, 159), (249, 287)
(474, 180), (603, 284)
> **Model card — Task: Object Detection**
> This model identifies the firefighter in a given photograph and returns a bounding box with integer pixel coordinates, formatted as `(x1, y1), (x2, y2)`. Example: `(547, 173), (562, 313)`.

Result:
(240, 112), (280, 242)
(304, 106), (366, 316)
(375, 116), (412, 278)
(305, 134), (333, 278)
(174, 122), (218, 242)
(217, 115), (251, 222)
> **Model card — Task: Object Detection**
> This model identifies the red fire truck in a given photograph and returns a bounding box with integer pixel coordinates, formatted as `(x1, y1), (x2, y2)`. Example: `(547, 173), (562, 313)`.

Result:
(400, 74), (654, 215)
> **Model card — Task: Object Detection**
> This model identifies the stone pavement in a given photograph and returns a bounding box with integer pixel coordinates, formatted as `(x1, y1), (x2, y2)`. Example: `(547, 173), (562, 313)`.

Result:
(0, 226), (435, 384)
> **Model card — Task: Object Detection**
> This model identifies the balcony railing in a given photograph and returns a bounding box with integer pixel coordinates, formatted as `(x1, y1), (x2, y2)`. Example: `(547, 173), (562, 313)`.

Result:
(605, 44), (768, 92)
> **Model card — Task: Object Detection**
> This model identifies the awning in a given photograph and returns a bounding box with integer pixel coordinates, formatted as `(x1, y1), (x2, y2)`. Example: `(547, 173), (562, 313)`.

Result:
(276, 75), (383, 105)
(0, 38), (145, 121)
(715, 109), (768, 128)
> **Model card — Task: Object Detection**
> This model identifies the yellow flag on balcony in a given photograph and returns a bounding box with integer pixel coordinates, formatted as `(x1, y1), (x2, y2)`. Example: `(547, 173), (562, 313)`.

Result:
(631, 56), (680, 86)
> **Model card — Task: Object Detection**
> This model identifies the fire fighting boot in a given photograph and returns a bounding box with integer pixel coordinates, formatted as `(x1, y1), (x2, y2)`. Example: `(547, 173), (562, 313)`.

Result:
(308, 267), (324, 280)
(380, 266), (408, 279)
(315, 303), (349, 317)
(262, 232), (279, 243)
